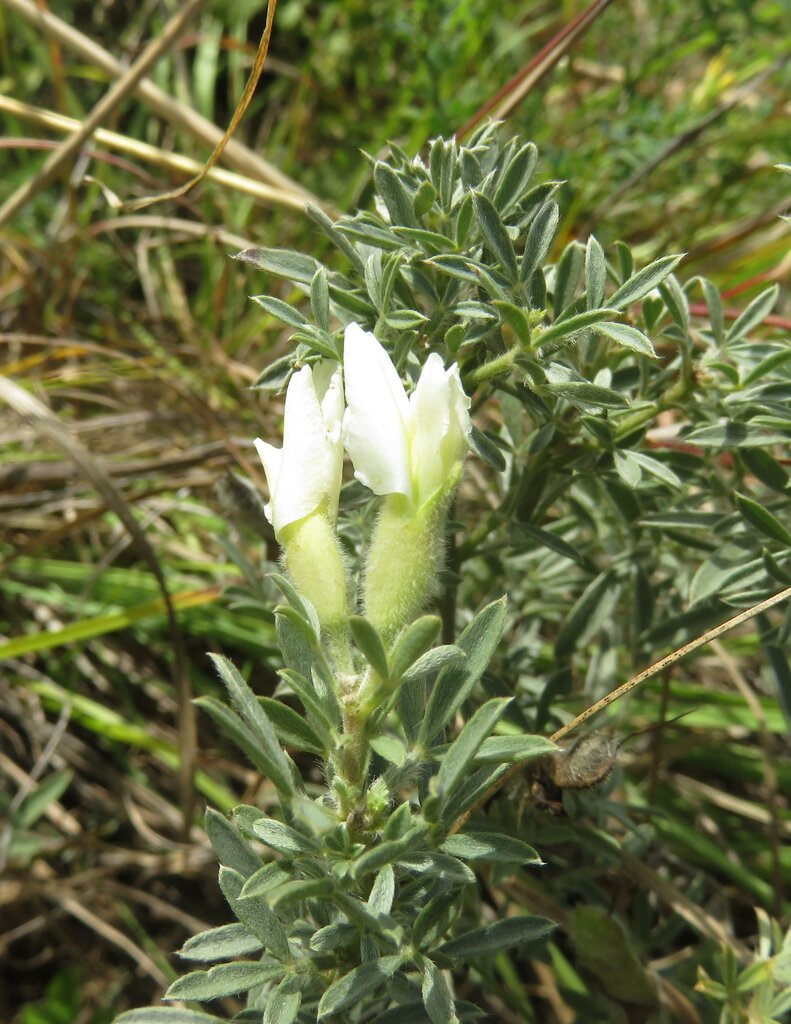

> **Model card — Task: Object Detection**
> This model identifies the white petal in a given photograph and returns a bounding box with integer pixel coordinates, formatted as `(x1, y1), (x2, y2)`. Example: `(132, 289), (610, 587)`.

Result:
(314, 362), (344, 442)
(441, 362), (472, 465)
(253, 437), (281, 526)
(342, 323), (412, 498)
(409, 353), (453, 506)
(258, 364), (344, 538)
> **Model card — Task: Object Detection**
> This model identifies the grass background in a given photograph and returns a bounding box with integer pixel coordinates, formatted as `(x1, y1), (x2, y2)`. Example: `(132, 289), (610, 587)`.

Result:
(1, 1), (790, 1021)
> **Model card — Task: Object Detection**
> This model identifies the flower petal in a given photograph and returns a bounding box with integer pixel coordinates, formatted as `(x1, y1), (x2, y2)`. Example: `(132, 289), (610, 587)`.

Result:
(409, 353), (453, 506)
(256, 363), (344, 538)
(253, 437), (281, 527)
(342, 323), (412, 498)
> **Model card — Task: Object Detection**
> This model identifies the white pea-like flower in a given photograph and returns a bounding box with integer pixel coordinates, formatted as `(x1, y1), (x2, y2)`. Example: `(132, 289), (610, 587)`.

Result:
(254, 361), (344, 542)
(341, 323), (471, 510)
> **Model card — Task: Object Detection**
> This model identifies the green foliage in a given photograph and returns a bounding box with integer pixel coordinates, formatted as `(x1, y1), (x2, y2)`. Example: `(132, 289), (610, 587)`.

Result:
(109, 132), (791, 1021)
(3, 4), (791, 1020)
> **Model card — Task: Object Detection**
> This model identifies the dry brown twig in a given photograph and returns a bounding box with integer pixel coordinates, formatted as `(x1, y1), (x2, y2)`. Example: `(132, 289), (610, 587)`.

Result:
(0, 0), (205, 227)
(450, 584), (791, 834)
(0, 376), (197, 839)
(1, 0), (310, 199)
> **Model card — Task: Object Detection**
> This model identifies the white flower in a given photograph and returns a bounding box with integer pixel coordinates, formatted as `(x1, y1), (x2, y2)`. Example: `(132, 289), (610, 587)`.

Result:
(342, 323), (471, 509)
(254, 361), (344, 541)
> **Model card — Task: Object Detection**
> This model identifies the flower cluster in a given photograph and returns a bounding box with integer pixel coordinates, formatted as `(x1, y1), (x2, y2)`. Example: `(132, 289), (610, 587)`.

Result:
(255, 323), (471, 639)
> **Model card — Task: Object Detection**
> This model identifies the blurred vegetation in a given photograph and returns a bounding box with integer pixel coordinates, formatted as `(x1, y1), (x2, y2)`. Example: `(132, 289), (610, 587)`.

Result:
(1, 0), (790, 1022)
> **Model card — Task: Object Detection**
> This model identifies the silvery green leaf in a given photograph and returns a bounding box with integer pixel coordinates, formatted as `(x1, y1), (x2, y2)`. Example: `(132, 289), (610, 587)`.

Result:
(310, 922), (357, 953)
(257, 696), (327, 755)
(240, 860), (293, 901)
(264, 974), (302, 1024)
(536, 308), (618, 348)
(545, 381), (628, 409)
(613, 449), (643, 487)
(659, 274), (689, 331)
(270, 573), (321, 643)
(493, 300), (531, 346)
(436, 698), (512, 800)
(367, 864), (396, 916)
(724, 284), (779, 344)
(401, 645), (465, 685)
(204, 808), (262, 878)
(389, 615), (442, 680)
(555, 569), (621, 657)
(306, 202), (364, 272)
(626, 450), (682, 488)
(208, 655), (295, 797)
(585, 235), (607, 310)
(351, 825), (428, 879)
(370, 734), (408, 764)
(468, 426), (507, 471)
(219, 866), (289, 959)
(194, 697), (282, 782)
(310, 267), (330, 331)
(349, 615), (390, 678)
(252, 817), (318, 856)
(473, 734), (557, 764)
(165, 961), (283, 1001)
(440, 832), (542, 865)
(699, 277), (724, 343)
(595, 321), (656, 357)
(493, 141), (537, 214)
(317, 954), (405, 1018)
(413, 892), (459, 949)
(251, 295), (308, 329)
(177, 923), (263, 962)
(472, 191), (518, 282)
(683, 421), (791, 448)
(386, 309), (430, 329)
(438, 916), (556, 957)
(421, 958), (458, 1024)
(279, 667), (340, 731)
(268, 877), (336, 907)
(552, 241), (585, 314)
(382, 802), (412, 841)
(734, 493), (791, 546)
(419, 598), (507, 745)
(375, 162), (417, 227)
(521, 201), (559, 284)
(233, 247), (318, 284)
(115, 1012), (227, 1024)
(608, 253), (684, 310)
(400, 853), (475, 885)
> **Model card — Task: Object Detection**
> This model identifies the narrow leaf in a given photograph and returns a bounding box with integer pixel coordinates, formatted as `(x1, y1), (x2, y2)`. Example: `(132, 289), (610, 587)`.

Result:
(596, 321), (656, 357)
(608, 254), (684, 310)
(521, 201), (559, 284)
(219, 866), (289, 959)
(439, 916), (556, 957)
(419, 598), (507, 745)
(208, 654), (294, 797)
(204, 807), (262, 878)
(389, 616), (442, 679)
(536, 308), (619, 348)
(734, 493), (791, 545)
(318, 955), (404, 1018)
(725, 285), (779, 344)
(422, 958), (458, 1024)
(440, 832), (542, 864)
(585, 235), (607, 310)
(178, 923), (263, 963)
(473, 191), (518, 281)
(233, 247), (319, 285)
(349, 616), (390, 678)
(436, 698), (512, 799)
